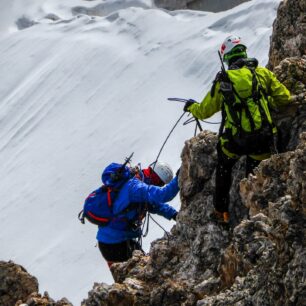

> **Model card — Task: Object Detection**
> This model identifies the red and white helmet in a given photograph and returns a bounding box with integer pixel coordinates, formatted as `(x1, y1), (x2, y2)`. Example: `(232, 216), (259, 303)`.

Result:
(153, 162), (173, 184)
(220, 35), (246, 59)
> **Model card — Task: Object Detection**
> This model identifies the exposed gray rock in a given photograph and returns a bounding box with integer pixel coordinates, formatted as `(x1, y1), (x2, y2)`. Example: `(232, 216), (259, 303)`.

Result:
(0, 261), (72, 306)
(154, 0), (250, 12)
(210, 133), (306, 306)
(268, 0), (306, 70)
(44, 13), (61, 21)
(16, 16), (37, 30)
(72, 1), (151, 17)
(16, 292), (73, 306)
(82, 127), (306, 306)
(0, 260), (38, 306)
(272, 56), (306, 152)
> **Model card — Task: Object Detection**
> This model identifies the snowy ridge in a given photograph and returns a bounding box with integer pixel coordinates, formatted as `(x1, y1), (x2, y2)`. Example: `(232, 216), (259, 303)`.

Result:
(0, 0), (280, 304)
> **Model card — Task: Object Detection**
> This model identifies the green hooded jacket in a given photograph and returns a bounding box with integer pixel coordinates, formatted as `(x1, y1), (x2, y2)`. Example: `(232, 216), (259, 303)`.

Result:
(189, 65), (291, 158)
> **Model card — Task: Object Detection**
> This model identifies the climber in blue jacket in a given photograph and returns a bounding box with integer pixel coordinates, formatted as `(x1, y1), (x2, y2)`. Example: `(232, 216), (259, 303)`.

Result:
(97, 161), (179, 268)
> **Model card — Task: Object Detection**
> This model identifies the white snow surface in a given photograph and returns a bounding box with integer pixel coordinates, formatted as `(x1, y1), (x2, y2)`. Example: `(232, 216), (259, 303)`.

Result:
(0, 0), (281, 304)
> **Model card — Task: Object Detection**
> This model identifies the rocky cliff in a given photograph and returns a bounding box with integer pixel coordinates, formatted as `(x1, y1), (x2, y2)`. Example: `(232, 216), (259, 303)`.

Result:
(1, 0), (306, 305)
(0, 261), (72, 306)
(154, 0), (250, 12)
(0, 261), (38, 306)
(268, 0), (306, 70)
(80, 131), (306, 305)
(81, 0), (306, 305)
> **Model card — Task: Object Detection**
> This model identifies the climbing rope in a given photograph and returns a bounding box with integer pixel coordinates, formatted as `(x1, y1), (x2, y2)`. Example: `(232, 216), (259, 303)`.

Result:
(140, 97), (221, 245)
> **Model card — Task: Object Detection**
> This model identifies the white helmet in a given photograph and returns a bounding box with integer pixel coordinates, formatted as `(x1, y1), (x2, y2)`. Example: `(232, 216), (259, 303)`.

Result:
(153, 162), (173, 184)
(220, 35), (247, 62)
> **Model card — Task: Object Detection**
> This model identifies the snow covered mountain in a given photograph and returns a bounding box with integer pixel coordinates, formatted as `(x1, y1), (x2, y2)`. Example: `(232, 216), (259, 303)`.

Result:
(0, 0), (281, 304)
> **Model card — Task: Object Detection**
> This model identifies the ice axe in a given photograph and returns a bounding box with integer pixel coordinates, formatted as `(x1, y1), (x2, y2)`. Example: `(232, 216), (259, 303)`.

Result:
(168, 97), (203, 132)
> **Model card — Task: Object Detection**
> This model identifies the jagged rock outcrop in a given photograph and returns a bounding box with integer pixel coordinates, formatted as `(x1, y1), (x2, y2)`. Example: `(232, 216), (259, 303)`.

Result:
(198, 133), (306, 305)
(154, 0), (250, 12)
(0, 261), (39, 306)
(82, 130), (306, 306)
(268, 0), (306, 70)
(272, 56), (306, 152)
(267, 0), (306, 154)
(0, 261), (72, 306)
(16, 292), (73, 306)
(82, 0), (306, 305)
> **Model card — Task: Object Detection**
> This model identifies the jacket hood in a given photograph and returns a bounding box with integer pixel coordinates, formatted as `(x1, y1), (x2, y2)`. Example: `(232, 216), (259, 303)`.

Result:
(101, 163), (131, 187)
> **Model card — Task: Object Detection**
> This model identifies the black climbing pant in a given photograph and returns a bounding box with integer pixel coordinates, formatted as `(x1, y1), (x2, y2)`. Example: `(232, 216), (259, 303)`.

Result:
(98, 239), (142, 264)
(214, 143), (261, 213)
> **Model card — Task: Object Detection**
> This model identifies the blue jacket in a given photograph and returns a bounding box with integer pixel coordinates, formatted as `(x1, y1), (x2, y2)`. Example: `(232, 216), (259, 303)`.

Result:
(96, 176), (179, 243)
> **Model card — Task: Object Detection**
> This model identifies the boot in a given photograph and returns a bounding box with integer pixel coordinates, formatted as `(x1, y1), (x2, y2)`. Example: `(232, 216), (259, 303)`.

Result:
(213, 210), (230, 224)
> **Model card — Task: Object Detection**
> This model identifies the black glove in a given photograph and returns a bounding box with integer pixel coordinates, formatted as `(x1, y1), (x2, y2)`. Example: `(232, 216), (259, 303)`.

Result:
(172, 212), (178, 221)
(183, 99), (196, 112)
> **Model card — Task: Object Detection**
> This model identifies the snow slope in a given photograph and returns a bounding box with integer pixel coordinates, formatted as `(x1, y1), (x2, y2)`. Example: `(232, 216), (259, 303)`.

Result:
(0, 0), (280, 304)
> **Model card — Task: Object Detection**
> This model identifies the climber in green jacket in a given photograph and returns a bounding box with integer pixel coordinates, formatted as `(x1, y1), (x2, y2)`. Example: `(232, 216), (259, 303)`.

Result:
(184, 35), (291, 223)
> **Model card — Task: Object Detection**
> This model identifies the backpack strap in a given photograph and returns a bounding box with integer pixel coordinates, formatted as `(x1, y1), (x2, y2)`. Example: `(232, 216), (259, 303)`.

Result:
(211, 71), (223, 97)
(219, 73), (243, 131)
(249, 67), (275, 130)
(112, 202), (141, 218)
(111, 202), (145, 231)
(106, 187), (112, 208)
(252, 69), (278, 153)
(101, 185), (121, 210)
(78, 210), (85, 224)
(231, 86), (256, 133)
(102, 182), (143, 220)
(218, 102), (226, 137)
